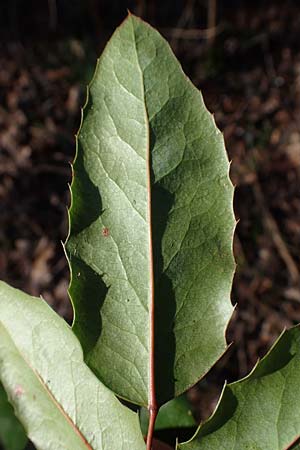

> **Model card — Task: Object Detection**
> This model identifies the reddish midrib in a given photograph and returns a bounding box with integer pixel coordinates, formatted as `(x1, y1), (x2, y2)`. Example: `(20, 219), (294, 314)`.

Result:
(145, 105), (158, 450)
(35, 371), (93, 449)
(129, 15), (159, 450)
(3, 321), (93, 450)
(130, 16), (159, 449)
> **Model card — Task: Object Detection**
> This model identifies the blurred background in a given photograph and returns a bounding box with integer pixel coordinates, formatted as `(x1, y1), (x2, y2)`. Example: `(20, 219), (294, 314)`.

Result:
(0, 0), (300, 441)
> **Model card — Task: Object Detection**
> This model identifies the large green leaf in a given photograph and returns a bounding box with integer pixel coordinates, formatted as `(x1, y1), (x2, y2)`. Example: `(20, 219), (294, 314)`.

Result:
(178, 326), (300, 450)
(0, 282), (145, 450)
(0, 382), (27, 450)
(66, 14), (235, 406)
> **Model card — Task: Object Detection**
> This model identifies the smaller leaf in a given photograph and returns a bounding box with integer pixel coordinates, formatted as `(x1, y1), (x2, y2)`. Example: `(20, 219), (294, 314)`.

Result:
(140, 395), (196, 435)
(0, 281), (145, 450)
(178, 326), (300, 450)
(0, 382), (27, 450)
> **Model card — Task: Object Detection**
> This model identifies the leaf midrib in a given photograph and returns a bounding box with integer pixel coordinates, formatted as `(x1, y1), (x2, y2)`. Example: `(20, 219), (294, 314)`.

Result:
(130, 17), (156, 412)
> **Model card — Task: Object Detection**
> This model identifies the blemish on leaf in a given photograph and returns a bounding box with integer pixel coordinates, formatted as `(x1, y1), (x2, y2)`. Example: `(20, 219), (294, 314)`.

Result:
(14, 385), (24, 397)
(102, 227), (110, 237)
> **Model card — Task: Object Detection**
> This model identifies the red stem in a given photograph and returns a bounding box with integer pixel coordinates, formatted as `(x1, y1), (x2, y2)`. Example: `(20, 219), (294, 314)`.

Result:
(146, 406), (158, 450)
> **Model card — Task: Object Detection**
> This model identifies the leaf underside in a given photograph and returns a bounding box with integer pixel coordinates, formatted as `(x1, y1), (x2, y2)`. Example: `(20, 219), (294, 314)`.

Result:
(178, 326), (300, 450)
(0, 282), (145, 450)
(66, 14), (235, 407)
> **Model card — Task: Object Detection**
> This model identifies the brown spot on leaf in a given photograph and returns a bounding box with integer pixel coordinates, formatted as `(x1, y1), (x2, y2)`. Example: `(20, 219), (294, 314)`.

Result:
(102, 227), (109, 237)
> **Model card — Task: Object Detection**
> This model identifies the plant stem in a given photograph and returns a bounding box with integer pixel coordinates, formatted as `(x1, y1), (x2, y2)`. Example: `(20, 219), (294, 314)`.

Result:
(146, 405), (158, 450)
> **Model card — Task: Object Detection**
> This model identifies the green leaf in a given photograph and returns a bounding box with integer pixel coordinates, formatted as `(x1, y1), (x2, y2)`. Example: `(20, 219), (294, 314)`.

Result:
(0, 282), (145, 450)
(178, 326), (300, 450)
(66, 14), (235, 406)
(0, 382), (27, 450)
(140, 395), (196, 435)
